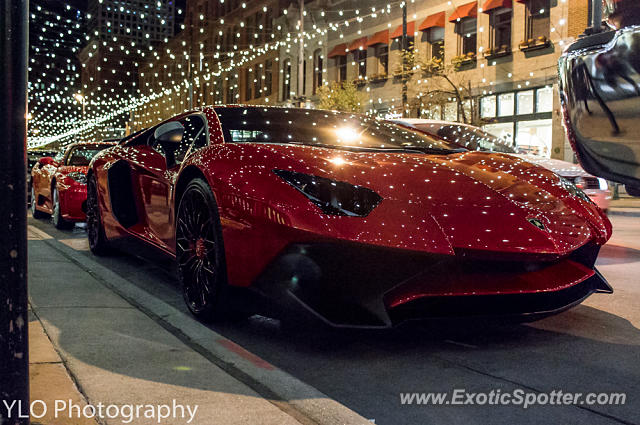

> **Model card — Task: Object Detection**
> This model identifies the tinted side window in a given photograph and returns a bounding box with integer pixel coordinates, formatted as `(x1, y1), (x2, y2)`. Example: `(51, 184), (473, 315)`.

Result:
(175, 115), (207, 164)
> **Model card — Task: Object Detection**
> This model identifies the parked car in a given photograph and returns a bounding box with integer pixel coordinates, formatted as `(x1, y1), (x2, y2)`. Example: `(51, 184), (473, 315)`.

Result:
(558, 16), (640, 196)
(27, 149), (58, 206)
(31, 141), (116, 229)
(392, 119), (612, 213)
(85, 106), (612, 328)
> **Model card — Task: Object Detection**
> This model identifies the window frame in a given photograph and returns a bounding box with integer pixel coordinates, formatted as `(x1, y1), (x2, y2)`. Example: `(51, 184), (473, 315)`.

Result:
(489, 8), (512, 51)
(455, 17), (477, 56)
(374, 44), (388, 75)
(525, 0), (550, 40)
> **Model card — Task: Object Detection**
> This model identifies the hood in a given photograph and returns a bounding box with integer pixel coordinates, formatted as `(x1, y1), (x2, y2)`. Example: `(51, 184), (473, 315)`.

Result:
(225, 144), (612, 257)
(512, 154), (593, 178)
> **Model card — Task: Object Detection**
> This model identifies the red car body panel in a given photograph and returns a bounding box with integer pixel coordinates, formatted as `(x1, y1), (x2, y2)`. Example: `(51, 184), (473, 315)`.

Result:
(88, 106), (613, 327)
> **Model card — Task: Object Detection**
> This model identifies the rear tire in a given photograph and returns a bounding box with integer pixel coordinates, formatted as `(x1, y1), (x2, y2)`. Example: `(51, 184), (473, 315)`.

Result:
(30, 186), (49, 219)
(176, 178), (248, 322)
(52, 187), (74, 230)
(86, 174), (113, 256)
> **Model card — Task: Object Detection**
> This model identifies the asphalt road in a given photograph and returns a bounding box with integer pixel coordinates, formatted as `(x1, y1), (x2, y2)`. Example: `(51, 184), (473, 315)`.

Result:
(28, 215), (640, 425)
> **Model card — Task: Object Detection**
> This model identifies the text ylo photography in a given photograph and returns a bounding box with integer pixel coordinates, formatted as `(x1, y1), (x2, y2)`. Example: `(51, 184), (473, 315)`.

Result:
(2, 399), (199, 424)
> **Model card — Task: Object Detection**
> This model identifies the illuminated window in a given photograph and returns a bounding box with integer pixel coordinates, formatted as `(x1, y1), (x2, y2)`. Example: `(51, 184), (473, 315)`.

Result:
(526, 0), (550, 40)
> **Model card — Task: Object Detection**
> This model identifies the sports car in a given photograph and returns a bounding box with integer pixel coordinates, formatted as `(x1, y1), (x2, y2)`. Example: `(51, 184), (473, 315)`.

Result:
(392, 119), (612, 212)
(86, 106), (613, 328)
(31, 141), (116, 229)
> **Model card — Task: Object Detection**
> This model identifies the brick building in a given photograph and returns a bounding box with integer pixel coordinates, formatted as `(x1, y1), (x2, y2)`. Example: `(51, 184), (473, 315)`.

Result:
(135, 0), (591, 160)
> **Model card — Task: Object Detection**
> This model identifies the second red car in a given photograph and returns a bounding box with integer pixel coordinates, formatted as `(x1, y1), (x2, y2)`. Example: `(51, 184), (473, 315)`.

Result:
(31, 141), (116, 229)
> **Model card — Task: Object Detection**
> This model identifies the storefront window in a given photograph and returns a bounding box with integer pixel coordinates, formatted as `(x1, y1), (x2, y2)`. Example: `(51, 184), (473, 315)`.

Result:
(517, 90), (534, 115)
(422, 105), (442, 119)
(444, 102), (457, 121)
(484, 122), (514, 145)
(481, 96), (496, 118)
(498, 93), (514, 116)
(536, 86), (553, 112)
(515, 119), (553, 158)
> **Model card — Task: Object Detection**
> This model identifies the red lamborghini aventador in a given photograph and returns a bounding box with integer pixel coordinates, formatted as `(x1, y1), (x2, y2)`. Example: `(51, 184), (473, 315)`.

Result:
(85, 106), (613, 327)
(31, 141), (116, 229)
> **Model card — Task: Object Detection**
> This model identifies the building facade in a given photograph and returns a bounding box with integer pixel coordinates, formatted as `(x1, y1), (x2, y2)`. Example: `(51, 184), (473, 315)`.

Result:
(28, 0), (87, 144)
(134, 0), (590, 160)
(78, 0), (182, 140)
(319, 0), (589, 160)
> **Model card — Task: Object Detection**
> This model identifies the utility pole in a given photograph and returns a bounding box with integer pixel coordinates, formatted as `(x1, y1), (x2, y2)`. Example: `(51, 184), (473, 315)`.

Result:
(297, 0), (305, 106)
(401, 1), (408, 117)
(0, 0), (30, 424)
(591, 0), (603, 32)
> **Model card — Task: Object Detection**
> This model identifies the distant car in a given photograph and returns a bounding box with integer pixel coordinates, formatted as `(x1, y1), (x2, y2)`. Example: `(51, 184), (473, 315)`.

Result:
(30, 141), (116, 229)
(392, 119), (612, 213)
(558, 23), (640, 196)
(27, 149), (58, 205)
(85, 106), (612, 327)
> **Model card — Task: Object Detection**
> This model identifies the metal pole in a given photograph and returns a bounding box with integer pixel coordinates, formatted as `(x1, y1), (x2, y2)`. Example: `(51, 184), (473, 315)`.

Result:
(592, 0), (603, 32)
(0, 0), (30, 424)
(401, 2), (408, 117)
(297, 0), (304, 105)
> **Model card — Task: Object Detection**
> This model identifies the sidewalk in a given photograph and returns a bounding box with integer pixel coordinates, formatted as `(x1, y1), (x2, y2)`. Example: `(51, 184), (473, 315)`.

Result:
(27, 225), (369, 425)
(609, 194), (640, 217)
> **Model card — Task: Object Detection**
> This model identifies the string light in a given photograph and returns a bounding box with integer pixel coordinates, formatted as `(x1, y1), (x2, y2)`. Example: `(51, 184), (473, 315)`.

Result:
(28, 0), (575, 149)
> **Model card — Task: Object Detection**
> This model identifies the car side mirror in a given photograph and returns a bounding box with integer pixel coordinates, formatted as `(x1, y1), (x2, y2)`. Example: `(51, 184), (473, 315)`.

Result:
(559, 27), (640, 188)
(154, 121), (184, 168)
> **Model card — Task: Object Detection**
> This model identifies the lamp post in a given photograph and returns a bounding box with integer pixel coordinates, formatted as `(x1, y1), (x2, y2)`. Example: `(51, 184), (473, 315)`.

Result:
(74, 92), (86, 120)
(0, 0), (30, 423)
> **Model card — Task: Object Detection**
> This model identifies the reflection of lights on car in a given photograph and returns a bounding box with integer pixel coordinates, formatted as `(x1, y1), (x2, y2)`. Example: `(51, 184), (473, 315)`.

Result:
(335, 127), (359, 143)
(329, 157), (346, 166)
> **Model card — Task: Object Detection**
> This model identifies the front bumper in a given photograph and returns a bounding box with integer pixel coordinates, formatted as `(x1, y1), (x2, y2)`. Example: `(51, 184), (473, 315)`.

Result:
(59, 184), (87, 222)
(251, 241), (611, 328)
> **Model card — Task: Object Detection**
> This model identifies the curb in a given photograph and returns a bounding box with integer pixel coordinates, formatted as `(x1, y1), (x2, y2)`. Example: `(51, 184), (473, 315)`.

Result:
(608, 209), (640, 217)
(39, 236), (372, 425)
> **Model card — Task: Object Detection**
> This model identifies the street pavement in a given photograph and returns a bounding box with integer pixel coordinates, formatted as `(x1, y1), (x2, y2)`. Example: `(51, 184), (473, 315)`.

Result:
(27, 213), (640, 425)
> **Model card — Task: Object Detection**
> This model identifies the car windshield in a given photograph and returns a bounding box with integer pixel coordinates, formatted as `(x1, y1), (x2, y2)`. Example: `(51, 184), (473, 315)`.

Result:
(66, 144), (112, 166)
(412, 123), (517, 154)
(214, 107), (466, 154)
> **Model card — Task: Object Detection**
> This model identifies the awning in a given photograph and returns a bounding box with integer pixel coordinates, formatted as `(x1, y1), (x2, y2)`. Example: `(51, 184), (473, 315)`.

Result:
(448, 1), (478, 22)
(327, 43), (347, 58)
(390, 21), (415, 39)
(347, 37), (368, 51)
(366, 29), (389, 47)
(419, 11), (446, 31)
(482, 0), (512, 12)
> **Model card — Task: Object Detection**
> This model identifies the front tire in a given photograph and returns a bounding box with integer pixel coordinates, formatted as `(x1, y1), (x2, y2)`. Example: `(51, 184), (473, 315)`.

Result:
(31, 186), (48, 219)
(52, 186), (74, 230)
(176, 178), (243, 322)
(86, 174), (113, 256)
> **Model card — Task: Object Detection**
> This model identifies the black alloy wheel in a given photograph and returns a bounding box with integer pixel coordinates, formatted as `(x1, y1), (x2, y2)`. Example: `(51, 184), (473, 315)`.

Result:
(52, 186), (74, 230)
(176, 178), (241, 321)
(31, 186), (48, 219)
(86, 174), (113, 255)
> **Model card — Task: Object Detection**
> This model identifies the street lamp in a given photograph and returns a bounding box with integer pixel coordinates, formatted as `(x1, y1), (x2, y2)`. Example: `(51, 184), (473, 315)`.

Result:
(74, 92), (86, 120)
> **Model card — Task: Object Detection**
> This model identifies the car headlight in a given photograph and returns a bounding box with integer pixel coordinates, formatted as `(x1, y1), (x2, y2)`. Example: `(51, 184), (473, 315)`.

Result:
(273, 169), (382, 217)
(598, 177), (608, 190)
(558, 176), (591, 203)
(66, 171), (87, 184)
